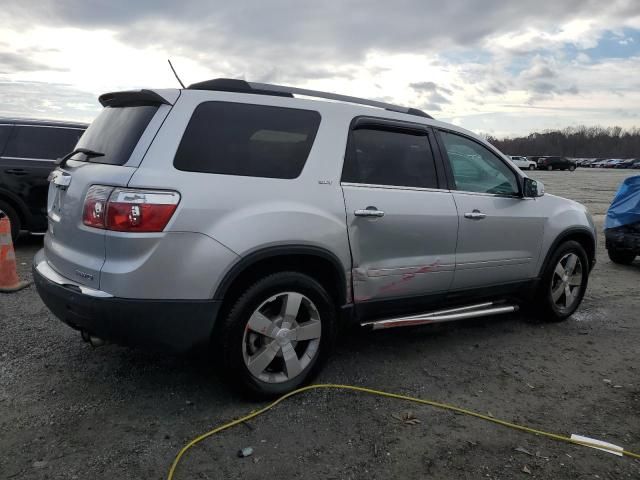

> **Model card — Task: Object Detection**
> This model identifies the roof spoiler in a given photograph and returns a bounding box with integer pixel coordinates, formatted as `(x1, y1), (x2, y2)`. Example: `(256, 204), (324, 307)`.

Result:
(98, 89), (173, 107)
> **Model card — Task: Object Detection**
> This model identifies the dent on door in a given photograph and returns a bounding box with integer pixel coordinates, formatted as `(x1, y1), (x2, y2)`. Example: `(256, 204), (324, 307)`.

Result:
(343, 185), (458, 303)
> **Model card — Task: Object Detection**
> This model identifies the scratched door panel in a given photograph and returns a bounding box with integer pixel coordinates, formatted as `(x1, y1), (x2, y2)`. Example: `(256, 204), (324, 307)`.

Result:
(342, 184), (458, 302)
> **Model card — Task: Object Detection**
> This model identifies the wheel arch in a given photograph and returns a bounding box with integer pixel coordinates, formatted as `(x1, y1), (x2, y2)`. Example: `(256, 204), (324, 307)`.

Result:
(0, 188), (30, 230)
(214, 245), (350, 314)
(538, 227), (596, 277)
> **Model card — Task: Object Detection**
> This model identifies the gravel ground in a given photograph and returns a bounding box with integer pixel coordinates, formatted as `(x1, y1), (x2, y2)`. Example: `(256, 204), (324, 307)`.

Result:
(1, 168), (639, 479)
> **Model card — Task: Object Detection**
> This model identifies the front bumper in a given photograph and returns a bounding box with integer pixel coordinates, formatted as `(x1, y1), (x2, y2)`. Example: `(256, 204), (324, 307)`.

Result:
(33, 252), (220, 352)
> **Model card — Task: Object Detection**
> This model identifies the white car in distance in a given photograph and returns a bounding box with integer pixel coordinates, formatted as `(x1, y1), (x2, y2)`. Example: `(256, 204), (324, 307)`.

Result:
(508, 155), (537, 170)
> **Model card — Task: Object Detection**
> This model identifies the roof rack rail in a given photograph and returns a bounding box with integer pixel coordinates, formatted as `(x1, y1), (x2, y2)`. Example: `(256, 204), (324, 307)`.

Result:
(187, 78), (433, 119)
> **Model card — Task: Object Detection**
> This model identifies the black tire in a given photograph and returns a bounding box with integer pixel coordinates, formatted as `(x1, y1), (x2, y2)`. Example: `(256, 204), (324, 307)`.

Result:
(547, 165), (553, 171)
(528, 164), (535, 170)
(569, 165), (576, 171)
(607, 249), (636, 265)
(533, 240), (589, 322)
(0, 200), (21, 243)
(215, 271), (336, 398)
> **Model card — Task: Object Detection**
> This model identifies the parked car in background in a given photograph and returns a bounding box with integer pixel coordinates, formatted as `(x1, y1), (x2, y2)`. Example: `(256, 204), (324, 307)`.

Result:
(634, 160), (640, 169)
(33, 78), (596, 396)
(605, 176), (640, 265)
(508, 155), (537, 170)
(576, 158), (596, 167)
(0, 118), (87, 241)
(604, 159), (625, 168)
(537, 156), (576, 171)
(591, 159), (610, 168)
(615, 159), (639, 169)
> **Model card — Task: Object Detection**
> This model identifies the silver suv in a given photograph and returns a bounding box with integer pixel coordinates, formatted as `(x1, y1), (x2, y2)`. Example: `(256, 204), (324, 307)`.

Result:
(33, 79), (596, 396)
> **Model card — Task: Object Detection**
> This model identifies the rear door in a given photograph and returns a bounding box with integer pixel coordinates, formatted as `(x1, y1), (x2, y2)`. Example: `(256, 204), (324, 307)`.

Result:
(0, 124), (84, 231)
(341, 118), (458, 306)
(45, 96), (175, 289)
(436, 129), (544, 290)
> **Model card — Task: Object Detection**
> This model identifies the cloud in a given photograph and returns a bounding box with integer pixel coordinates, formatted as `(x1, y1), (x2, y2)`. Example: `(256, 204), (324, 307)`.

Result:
(0, 0), (639, 133)
(0, 51), (61, 74)
(3, 1), (639, 63)
(0, 80), (99, 121)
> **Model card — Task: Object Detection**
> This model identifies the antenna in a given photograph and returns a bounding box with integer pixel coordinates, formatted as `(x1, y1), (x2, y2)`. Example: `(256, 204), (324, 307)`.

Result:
(167, 59), (186, 89)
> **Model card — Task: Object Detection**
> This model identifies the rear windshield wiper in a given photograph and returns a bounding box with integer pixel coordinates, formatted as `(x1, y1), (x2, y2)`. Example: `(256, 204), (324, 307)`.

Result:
(56, 147), (105, 167)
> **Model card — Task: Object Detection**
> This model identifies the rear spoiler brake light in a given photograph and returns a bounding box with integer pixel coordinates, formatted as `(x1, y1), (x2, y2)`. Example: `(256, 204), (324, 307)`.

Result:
(98, 89), (173, 108)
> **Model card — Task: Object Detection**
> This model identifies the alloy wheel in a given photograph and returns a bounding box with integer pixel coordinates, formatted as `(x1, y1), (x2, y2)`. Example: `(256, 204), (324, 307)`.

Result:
(550, 253), (583, 312)
(242, 292), (322, 383)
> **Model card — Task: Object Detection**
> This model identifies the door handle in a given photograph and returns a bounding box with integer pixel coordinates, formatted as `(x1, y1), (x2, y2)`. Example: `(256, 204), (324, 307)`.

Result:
(355, 207), (385, 218)
(5, 169), (27, 176)
(464, 210), (487, 220)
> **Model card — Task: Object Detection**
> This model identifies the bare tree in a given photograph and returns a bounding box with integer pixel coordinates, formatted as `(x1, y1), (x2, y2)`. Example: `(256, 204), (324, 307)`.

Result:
(487, 126), (640, 158)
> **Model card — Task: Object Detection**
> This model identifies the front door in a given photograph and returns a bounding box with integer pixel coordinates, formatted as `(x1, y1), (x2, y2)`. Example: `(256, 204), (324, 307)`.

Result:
(436, 130), (545, 290)
(341, 120), (458, 306)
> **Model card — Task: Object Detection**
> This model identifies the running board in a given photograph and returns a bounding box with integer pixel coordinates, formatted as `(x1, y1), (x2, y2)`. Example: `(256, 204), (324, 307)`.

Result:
(361, 301), (519, 330)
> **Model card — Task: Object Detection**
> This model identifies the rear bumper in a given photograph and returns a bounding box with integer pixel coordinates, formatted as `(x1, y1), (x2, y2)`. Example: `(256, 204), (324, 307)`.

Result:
(605, 227), (640, 254)
(33, 253), (220, 352)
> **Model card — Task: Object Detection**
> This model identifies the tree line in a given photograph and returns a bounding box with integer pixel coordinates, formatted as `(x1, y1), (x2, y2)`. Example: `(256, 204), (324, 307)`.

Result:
(487, 126), (640, 158)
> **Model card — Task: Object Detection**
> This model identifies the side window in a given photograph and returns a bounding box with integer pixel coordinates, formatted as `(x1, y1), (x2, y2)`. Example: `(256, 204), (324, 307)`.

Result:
(439, 131), (519, 195)
(174, 102), (321, 179)
(342, 127), (438, 188)
(4, 126), (84, 160)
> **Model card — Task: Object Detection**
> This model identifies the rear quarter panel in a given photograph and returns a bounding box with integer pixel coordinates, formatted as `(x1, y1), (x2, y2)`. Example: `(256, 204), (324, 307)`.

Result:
(126, 91), (354, 299)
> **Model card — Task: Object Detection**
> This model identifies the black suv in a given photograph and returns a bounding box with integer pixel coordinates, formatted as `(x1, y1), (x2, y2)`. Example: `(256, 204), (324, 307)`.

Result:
(0, 118), (87, 240)
(537, 156), (576, 171)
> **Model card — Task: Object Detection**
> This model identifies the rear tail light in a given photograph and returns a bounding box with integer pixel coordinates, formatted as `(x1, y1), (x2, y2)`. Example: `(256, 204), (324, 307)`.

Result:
(82, 185), (112, 228)
(82, 186), (180, 232)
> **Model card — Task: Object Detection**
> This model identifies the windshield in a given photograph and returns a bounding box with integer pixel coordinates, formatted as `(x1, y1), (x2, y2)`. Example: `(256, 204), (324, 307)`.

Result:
(72, 105), (158, 165)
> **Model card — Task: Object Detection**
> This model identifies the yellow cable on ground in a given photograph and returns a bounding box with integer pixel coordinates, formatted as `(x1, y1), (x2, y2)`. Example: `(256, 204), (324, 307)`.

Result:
(167, 384), (640, 480)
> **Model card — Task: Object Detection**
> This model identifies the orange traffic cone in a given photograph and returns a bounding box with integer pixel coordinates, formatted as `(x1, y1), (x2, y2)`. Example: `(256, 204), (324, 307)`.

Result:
(0, 212), (30, 293)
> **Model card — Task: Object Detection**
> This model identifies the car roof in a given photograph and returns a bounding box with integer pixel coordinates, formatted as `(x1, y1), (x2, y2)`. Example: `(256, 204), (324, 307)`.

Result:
(175, 85), (487, 146)
(0, 117), (88, 129)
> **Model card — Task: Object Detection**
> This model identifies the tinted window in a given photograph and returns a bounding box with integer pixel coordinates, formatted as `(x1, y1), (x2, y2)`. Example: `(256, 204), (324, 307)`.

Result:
(174, 102), (321, 179)
(73, 105), (158, 166)
(440, 131), (519, 196)
(0, 125), (11, 154)
(342, 127), (438, 188)
(4, 126), (83, 160)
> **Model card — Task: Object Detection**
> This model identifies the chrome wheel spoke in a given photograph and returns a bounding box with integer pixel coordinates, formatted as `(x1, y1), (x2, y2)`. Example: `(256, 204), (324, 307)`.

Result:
(551, 283), (564, 302)
(554, 263), (565, 279)
(247, 311), (278, 338)
(294, 320), (322, 341)
(564, 254), (578, 274)
(247, 340), (280, 377)
(282, 292), (303, 326)
(281, 341), (303, 379)
(564, 285), (573, 308)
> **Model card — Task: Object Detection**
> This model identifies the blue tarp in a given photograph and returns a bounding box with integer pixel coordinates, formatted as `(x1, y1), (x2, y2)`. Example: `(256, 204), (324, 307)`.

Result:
(605, 175), (640, 230)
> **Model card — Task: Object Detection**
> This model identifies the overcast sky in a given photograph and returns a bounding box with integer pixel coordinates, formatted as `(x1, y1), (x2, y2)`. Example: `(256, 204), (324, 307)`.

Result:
(1, 1), (639, 137)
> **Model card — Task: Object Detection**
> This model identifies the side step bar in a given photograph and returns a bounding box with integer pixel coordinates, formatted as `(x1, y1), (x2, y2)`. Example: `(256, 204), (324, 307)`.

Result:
(361, 301), (519, 330)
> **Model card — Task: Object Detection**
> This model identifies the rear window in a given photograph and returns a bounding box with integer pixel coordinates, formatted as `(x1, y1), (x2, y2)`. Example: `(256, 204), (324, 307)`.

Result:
(174, 102), (321, 179)
(4, 126), (84, 160)
(73, 105), (158, 165)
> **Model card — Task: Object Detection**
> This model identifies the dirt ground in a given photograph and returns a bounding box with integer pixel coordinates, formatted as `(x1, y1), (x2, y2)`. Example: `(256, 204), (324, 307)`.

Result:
(1, 168), (639, 480)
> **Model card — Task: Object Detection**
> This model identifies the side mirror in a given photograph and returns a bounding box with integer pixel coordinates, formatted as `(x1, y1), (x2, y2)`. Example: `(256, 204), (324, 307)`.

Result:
(523, 177), (544, 198)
